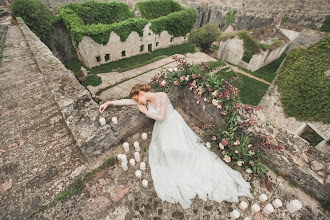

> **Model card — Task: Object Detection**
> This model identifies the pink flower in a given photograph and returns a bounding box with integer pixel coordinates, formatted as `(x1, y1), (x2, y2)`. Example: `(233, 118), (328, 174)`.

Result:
(221, 112), (227, 116)
(233, 140), (240, 146)
(196, 101), (200, 104)
(203, 98), (207, 102)
(248, 144), (252, 148)
(207, 88), (212, 92)
(185, 76), (189, 81)
(235, 150), (238, 153)
(221, 138), (228, 146)
(198, 91), (202, 95)
(174, 81), (179, 85)
(212, 136), (217, 141)
(237, 161), (244, 166)
(212, 90), (218, 96)
(224, 155), (231, 163)
(217, 104), (222, 109)
(222, 151), (226, 155)
(212, 99), (218, 106)
(245, 168), (253, 174)
(179, 76), (184, 81)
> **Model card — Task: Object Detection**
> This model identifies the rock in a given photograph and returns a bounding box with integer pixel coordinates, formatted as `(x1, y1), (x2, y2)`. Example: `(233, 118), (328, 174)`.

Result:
(111, 185), (133, 202)
(326, 163), (330, 173)
(325, 175), (330, 185)
(310, 161), (324, 171)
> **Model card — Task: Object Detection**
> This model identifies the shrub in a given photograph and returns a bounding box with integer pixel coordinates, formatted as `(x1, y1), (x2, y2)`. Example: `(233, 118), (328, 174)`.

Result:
(60, 0), (197, 45)
(11, 0), (55, 45)
(136, 0), (183, 20)
(238, 31), (260, 63)
(320, 15), (330, 33)
(225, 10), (237, 26)
(277, 35), (330, 123)
(218, 31), (240, 42)
(188, 23), (221, 52)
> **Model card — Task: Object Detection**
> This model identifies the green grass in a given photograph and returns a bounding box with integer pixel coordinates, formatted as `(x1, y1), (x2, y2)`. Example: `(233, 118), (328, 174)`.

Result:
(239, 74), (270, 106)
(258, 42), (270, 51)
(65, 59), (84, 78)
(214, 67), (269, 106)
(225, 10), (237, 26)
(300, 126), (324, 146)
(83, 74), (102, 87)
(89, 43), (195, 74)
(251, 53), (287, 83)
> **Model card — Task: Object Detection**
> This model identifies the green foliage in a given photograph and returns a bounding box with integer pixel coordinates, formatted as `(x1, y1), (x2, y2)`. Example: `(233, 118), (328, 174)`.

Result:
(238, 31), (260, 63)
(136, 0), (183, 20)
(11, 0), (55, 45)
(60, 0), (197, 45)
(83, 74), (102, 87)
(278, 35), (330, 123)
(225, 10), (237, 26)
(150, 8), (197, 37)
(88, 43), (195, 74)
(258, 42), (270, 51)
(239, 74), (269, 106)
(188, 23), (221, 52)
(218, 31), (240, 42)
(283, 14), (290, 23)
(320, 15), (330, 33)
(300, 126), (324, 146)
(289, 179), (299, 188)
(252, 53), (287, 83)
(65, 59), (85, 78)
(61, 1), (132, 25)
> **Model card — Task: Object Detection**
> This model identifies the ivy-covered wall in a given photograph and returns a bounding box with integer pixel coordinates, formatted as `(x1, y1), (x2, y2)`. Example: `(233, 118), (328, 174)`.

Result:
(60, 0), (197, 45)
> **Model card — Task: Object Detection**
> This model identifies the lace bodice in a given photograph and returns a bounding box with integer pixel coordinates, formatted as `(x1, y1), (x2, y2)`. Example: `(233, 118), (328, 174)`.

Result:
(111, 92), (174, 122)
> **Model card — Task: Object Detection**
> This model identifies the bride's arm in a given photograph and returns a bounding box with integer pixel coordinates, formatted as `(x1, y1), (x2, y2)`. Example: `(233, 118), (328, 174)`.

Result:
(99, 99), (137, 113)
(144, 93), (168, 122)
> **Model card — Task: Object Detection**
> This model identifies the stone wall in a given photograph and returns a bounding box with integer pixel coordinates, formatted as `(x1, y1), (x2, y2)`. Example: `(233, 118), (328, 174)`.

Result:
(216, 36), (288, 72)
(76, 23), (188, 68)
(17, 17), (153, 162)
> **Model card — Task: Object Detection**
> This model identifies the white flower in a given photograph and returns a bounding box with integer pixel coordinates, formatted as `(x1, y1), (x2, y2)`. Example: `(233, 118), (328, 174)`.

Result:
(219, 143), (224, 149)
(245, 168), (253, 174)
(196, 101), (200, 104)
(212, 90), (218, 96)
(249, 150), (255, 155)
(224, 155), (231, 163)
(235, 150), (238, 153)
(161, 80), (166, 86)
(222, 151), (226, 155)
(249, 161), (255, 166)
(206, 142), (211, 148)
(203, 98), (207, 102)
(233, 140), (240, 146)
(237, 161), (244, 166)
(212, 99), (218, 106)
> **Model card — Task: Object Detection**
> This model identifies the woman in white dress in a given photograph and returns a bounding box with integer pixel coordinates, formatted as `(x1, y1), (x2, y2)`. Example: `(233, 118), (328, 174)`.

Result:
(99, 83), (253, 209)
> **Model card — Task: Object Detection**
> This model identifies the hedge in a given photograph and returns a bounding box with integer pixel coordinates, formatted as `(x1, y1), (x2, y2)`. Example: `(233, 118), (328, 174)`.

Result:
(136, 0), (183, 20)
(60, 0), (197, 45)
(277, 35), (330, 123)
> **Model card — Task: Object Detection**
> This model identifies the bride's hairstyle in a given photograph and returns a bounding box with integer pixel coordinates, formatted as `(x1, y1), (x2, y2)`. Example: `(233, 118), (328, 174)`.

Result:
(130, 83), (151, 98)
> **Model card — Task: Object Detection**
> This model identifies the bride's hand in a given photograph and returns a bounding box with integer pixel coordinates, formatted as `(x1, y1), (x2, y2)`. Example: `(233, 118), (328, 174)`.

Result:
(138, 104), (148, 114)
(99, 103), (108, 113)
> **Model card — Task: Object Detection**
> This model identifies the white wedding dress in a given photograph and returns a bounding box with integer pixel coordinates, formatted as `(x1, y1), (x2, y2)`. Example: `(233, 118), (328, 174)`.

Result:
(112, 92), (253, 209)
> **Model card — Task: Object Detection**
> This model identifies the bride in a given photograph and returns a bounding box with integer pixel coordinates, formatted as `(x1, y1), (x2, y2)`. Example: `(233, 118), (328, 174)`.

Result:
(99, 83), (253, 209)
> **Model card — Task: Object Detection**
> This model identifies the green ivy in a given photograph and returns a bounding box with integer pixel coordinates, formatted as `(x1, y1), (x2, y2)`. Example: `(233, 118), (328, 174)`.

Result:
(320, 15), (330, 33)
(238, 31), (260, 63)
(150, 8), (198, 37)
(136, 0), (183, 20)
(60, 0), (197, 45)
(277, 35), (330, 123)
(11, 0), (55, 46)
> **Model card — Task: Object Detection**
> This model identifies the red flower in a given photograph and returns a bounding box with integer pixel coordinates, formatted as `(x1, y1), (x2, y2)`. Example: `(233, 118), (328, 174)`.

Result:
(221, 138), (228, 146)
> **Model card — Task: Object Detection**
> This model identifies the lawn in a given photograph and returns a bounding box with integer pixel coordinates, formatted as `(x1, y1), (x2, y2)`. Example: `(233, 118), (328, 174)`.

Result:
(214, 67), (269, 106)
(65, 43), (195, 76)
(248, 53), (286, 83)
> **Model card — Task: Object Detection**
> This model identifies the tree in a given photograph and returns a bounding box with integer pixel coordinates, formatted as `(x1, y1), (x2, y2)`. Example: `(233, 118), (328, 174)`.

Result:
(11, 0), (55, 46)
(188, 23), (221, 52)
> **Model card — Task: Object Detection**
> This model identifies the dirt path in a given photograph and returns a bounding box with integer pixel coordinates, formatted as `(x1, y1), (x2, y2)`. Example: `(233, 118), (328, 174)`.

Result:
(226, 63), (271, 85)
